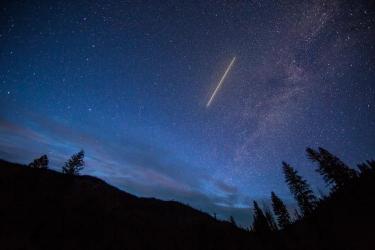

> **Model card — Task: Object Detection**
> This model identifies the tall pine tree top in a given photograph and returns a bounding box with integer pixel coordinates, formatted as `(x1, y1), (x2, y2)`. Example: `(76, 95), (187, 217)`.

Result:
(251, 201), (272, 234)
(271, 191), (291, 229)
(282, 162), (316, 216)
(306, 147), (358, 190)
(264, 206), (278, 231)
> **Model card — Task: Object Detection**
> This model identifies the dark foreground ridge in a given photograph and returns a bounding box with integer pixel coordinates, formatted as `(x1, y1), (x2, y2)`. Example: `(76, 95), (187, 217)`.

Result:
(0, 160), (252, 250)
(1, 157), (375, 250)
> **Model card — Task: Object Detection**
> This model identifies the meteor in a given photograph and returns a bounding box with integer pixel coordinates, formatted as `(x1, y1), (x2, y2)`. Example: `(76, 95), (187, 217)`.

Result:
(206, 56), (236, 107)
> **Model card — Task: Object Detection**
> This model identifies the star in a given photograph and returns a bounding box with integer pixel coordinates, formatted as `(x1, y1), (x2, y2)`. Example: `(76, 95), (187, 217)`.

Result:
(0, 0), (374, 228)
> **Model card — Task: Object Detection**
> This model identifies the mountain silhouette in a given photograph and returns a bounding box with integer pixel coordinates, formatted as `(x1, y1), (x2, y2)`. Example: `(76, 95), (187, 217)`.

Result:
(0, 160), (254, 250)
(1, 157), (375, 250)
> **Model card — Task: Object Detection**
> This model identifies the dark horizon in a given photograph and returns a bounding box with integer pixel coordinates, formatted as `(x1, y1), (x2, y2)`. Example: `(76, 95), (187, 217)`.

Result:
(1, 0), (374, 227)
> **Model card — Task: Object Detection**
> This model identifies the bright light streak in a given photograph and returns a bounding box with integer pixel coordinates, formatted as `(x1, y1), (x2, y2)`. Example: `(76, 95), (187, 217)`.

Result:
(206, 56), (236, 107)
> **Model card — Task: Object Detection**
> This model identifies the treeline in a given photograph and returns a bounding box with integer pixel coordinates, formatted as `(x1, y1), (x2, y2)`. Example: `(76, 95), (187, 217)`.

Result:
(27, 146), (375, 235)
(28, 150), (85, 175)
(249, 147), (375, 233)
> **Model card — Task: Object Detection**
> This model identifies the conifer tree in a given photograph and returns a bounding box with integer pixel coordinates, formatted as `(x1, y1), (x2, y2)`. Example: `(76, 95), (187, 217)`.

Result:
(62, 150), (85, 175)
(229, 216), (237, 227)
(357, 160), (375, 175)
(264, 206), (278, 231)
(293, 208), (302, 221)
(29, 155), (49, 169)
(306, 147), (358, 190)
(251, 201), (271, 233)
(271, 191), (291, 229)
(282, 162), (316, 216)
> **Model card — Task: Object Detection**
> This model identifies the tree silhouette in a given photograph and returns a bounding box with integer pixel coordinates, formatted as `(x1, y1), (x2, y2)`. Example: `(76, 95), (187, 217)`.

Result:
(357, 160), (375, 175)
(62, 150), (85, 175)
(29, 155), (48, 169)
(229, 216), (237, 227)
(282, 162), (316, 216)
(251, 201), (271, 233)
(264, 205), (278, 231)
(271, 191), (291, 229)
(306, 147), (358, 190)
(293, 208), (302, 221)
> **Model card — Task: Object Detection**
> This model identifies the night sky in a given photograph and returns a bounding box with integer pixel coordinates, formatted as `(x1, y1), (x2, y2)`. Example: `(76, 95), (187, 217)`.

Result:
(1, 0), (374, 226)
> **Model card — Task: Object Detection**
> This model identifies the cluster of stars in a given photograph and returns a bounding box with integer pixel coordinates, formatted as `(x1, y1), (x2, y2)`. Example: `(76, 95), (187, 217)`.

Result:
(0, 0), (374, 226)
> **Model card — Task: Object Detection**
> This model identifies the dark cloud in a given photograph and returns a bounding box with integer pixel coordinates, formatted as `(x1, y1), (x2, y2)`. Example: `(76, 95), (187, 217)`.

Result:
(215, 180), (238, 194)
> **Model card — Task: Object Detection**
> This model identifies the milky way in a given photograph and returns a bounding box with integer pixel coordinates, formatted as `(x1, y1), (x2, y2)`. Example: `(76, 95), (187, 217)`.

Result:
(0, 0), (374, 226)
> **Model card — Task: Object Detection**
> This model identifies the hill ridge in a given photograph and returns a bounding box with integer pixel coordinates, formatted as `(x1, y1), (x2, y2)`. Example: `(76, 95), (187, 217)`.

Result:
(0, 159), (252, 250)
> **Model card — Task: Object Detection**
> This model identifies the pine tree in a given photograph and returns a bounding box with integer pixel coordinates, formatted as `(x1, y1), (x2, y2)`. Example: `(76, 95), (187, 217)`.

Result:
(62, 150), (85, 175)
(229, 216), (237, 227)
(264, 206), (278, 231)
(271, 191), (291, 229)
(29, 155), (48, 169)
(282, 162), (316, 216)
(357, 160), (375, 175)
(293, 208), (302, 221)
(306, 147), (358, 190)
(251, 201), (271, 233)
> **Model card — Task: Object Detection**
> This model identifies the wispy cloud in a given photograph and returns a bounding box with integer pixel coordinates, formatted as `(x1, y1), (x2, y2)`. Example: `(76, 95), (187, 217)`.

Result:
(0, 113), (253, 226)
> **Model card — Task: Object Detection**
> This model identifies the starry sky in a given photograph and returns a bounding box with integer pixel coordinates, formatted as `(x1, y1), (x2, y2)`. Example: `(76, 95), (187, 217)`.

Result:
(0, 0), (374, 227)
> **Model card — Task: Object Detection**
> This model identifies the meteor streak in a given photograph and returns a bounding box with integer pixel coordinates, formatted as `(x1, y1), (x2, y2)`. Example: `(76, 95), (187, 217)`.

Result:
(206, 57), (236, 107)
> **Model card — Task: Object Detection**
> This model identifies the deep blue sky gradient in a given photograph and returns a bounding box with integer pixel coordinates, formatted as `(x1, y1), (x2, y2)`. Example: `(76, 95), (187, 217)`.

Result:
(1, 0), (374, 226)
